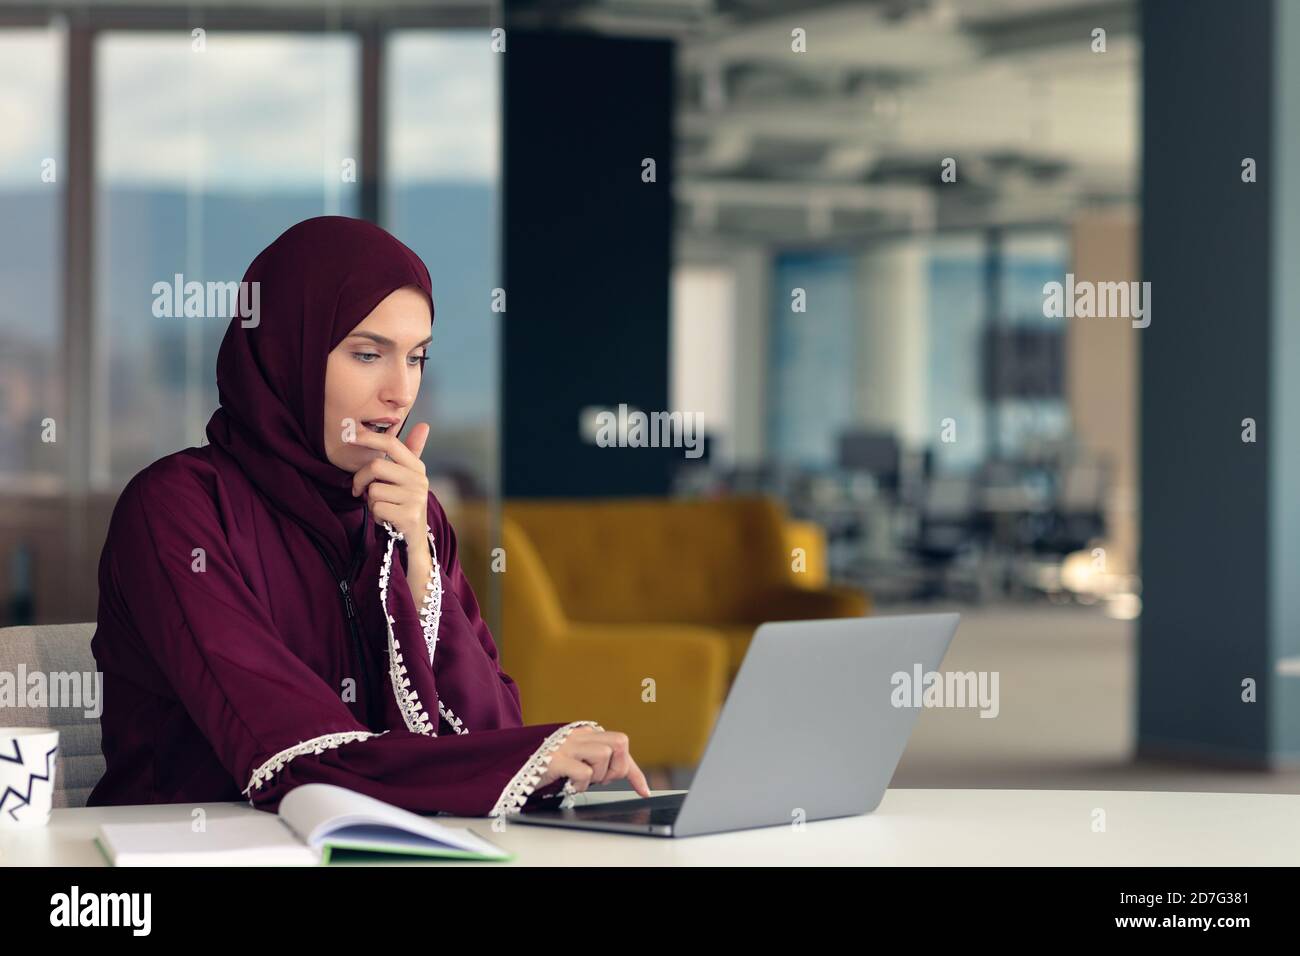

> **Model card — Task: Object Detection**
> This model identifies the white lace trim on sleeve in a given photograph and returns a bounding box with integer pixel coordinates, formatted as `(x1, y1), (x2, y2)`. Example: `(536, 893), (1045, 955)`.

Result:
(379, 522), (438, 736)
(439, 700), (468, 735)
(242, 729), (388, 796)
(379, 520), (467, 739)
(487, 720), (606, 818)
(420, 525), (443, 665)
(422, 525), (470, 735)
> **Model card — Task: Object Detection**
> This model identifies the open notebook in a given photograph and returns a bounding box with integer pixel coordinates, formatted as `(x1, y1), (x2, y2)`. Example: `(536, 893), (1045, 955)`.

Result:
(94, 783), (512, 866)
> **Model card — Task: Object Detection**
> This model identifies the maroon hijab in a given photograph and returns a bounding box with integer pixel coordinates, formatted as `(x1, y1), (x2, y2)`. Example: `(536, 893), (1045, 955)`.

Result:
(204, 216), (434, 572)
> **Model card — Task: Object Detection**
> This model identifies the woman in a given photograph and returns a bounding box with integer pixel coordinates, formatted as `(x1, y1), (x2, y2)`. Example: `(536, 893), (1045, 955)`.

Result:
(88, 216), (650, 817)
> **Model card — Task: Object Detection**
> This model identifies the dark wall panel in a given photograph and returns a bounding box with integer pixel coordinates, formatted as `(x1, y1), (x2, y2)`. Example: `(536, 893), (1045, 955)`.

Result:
(1139, 0), (1273, 761)
(502, 30), (675, 497)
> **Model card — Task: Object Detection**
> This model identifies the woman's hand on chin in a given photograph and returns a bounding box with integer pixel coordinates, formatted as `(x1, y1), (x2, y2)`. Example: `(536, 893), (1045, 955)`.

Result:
(347, 421), (432, 543)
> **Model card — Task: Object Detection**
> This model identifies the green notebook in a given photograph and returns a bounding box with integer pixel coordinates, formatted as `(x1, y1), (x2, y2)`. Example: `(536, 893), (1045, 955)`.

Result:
(95, 783), (513, 866)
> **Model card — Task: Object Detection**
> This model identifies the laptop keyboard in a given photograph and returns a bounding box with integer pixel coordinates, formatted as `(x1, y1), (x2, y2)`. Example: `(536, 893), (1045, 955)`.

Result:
(562, 793), (686, 826)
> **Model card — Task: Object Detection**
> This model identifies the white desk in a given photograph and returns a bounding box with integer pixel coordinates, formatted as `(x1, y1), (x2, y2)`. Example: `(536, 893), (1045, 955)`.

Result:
(3, 788), (1299, 866)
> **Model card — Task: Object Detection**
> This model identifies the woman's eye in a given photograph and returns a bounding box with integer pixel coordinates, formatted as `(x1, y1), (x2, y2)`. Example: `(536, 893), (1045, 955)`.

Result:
(353, 351), (426, 367)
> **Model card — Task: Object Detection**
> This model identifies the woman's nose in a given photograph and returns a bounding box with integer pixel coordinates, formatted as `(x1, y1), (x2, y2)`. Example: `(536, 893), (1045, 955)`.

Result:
(379, 363), (418, 407)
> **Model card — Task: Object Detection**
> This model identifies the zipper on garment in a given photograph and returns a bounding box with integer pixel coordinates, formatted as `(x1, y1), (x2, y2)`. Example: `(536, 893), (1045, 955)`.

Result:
(337, 577), (376, 727)
(300, 510), (378, 729)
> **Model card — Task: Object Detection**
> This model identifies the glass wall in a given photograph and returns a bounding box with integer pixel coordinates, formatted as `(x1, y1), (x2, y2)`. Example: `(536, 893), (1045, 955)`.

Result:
(95, 32), (360, 487)
(765, 251), (857, 468)
(0, 15), (502, 627)
(384, 32), (500, 502)
(0, 27), (64, 492)
(927, 230), (1068, 472)
(927, 233), (987, 471)
(756, 233), (1069, 474)
(994, 231), (1070, 459)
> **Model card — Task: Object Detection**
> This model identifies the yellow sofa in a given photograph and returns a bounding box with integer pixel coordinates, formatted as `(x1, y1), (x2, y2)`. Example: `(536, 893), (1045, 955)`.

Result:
(456, 497), (869, 769)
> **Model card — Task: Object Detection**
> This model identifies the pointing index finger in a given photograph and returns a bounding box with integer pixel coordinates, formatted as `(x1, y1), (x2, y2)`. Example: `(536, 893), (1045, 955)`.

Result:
(627, 755), (652, 798)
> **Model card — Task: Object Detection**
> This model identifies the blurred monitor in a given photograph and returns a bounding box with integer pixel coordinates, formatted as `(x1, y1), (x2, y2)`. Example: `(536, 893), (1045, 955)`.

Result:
(980, 325), (1064, 399)
(837, 430), (901, 492)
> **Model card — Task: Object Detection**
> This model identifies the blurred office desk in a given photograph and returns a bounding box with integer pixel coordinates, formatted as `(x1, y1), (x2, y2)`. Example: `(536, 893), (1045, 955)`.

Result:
(4, 788), (1299, 866)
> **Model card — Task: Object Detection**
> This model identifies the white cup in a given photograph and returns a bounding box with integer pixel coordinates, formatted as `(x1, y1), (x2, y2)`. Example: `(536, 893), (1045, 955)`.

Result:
(0, 727), (60, 827)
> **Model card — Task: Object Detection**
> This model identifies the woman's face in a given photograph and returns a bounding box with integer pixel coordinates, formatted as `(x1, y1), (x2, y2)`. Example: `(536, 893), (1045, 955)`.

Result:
(323, 285), (431, 472)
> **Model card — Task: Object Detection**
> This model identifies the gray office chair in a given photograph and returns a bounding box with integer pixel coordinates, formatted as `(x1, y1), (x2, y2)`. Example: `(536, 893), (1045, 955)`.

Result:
(0, 623), (104, 808)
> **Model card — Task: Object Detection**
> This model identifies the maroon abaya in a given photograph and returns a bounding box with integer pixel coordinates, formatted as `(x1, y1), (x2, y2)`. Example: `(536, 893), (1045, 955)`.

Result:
(88, 216), (598, 817)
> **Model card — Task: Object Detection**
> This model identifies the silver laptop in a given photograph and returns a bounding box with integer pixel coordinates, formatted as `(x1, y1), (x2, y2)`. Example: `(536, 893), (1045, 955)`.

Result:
(514, 612), (960, 838)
